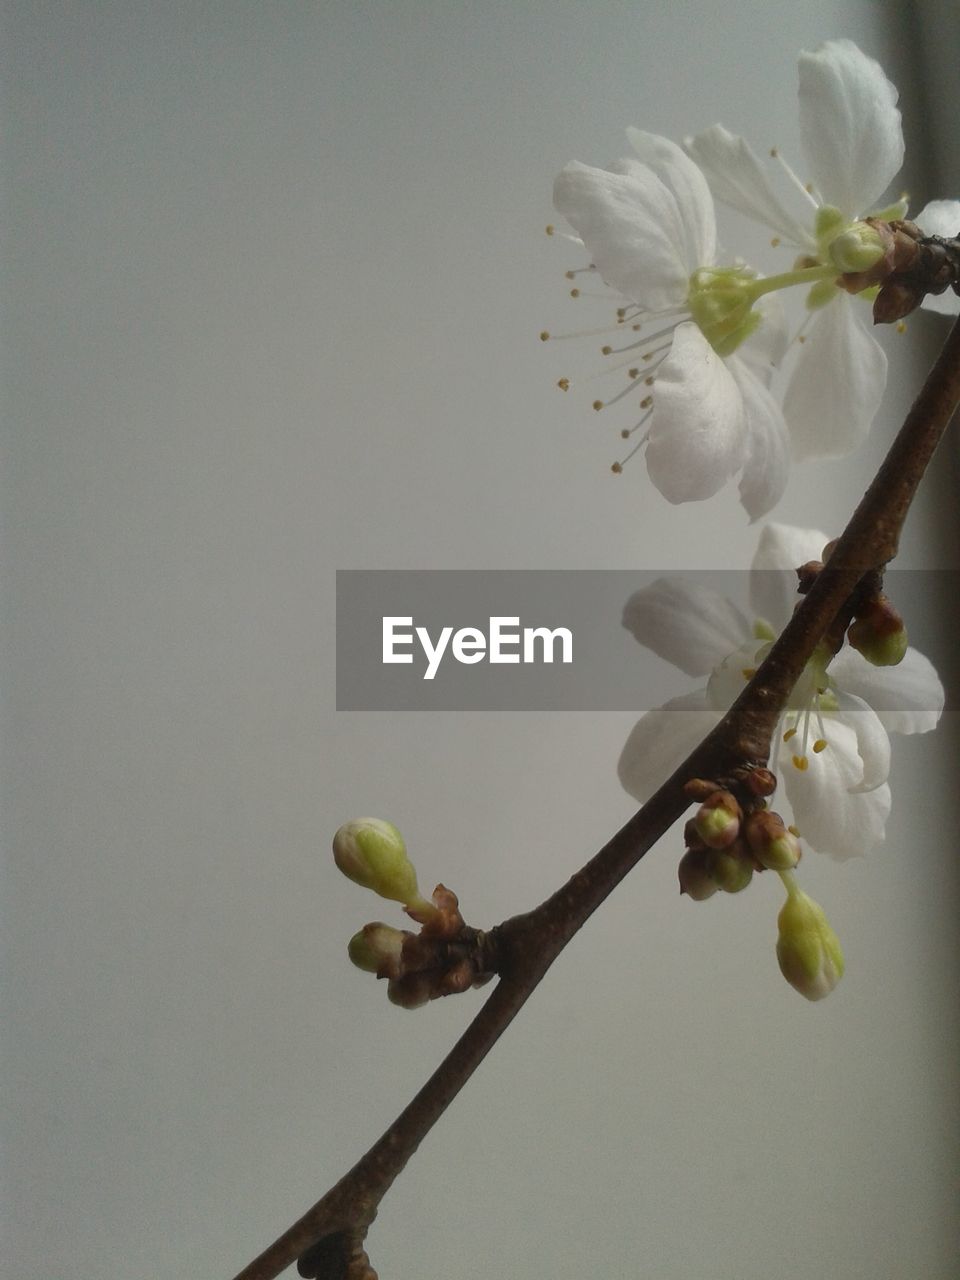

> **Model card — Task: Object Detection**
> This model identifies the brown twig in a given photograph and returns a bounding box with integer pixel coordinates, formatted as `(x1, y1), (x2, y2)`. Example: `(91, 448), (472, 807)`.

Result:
(231, 315), (960, 1280)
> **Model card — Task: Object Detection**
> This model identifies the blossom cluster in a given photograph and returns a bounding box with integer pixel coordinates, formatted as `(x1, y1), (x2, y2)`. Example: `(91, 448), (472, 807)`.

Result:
(546, 41), (952, 999)
(548, 39), (959, 516)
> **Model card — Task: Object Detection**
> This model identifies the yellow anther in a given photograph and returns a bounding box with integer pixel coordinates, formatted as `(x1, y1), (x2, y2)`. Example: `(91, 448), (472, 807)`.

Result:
(787, 824), (800, 837)
(741, 667), (757, 680)
(592, 400), (604, 411)
(620, 429), (630, 439)
(540, 331), (550, 342)
(644, 375), (654, 386)
(557, 378), (569, 391)
(610, 461), (623, 474)
(770, 236), (781, 247)
(812, 738), (828, 753)
(897, 321), (907, 334)
(545, 225), (555, 236)
(640, 395), (652, 409)
(570, 288), (580, 298)
(601, 345), (613, 355)
(565, 270), (575, 279)
(783, 727), (797, 742)
(792, 754), (809, 771)
(628, 367), (640, 379)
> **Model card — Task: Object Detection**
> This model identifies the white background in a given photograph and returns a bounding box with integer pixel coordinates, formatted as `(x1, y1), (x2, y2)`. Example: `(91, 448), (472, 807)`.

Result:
(4, 2), (959, 1277)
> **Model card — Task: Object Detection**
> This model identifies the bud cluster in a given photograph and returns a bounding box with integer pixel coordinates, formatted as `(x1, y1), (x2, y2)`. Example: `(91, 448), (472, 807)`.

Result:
(679, 769), (843, 1001)
(332, 818), (496, 1009)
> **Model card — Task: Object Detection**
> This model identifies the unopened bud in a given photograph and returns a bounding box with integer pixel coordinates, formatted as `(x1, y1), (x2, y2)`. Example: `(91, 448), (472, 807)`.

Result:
(744, 810), (801, 871)
(347, 922), (408, 978)
(332, 818), (430, 910)
(387, 972), (434, 1010)
(711, 845), (753, 894)
(745, 767), (777, 799)
(693, 791), (742, 849)
(829, 221), (886, 274)
(776, 888), (844, 1001)
(847, 596), (908, 666)
(678, 848), (718, 900)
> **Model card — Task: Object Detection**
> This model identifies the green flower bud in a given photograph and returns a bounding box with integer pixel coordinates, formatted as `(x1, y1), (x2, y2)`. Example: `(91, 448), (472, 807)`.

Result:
(744, 810), (801, 871)
(847, 598), (908, 667)
(693, 790), (742, 850)
(711, 846), (753, 894)
(678, 848), (719, 901)
(332, 818), (426, 907)
(776, 888), (844, 1001)
(828, 221), (886, 273)
(347, 922), (408, 978)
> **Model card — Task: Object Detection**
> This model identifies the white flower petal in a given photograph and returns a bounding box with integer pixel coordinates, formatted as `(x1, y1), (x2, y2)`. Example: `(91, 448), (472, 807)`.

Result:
(626, 128), (717, 268)
(622, 579), (750, 677)
(833, 690), (891, 792)
(781, 719), (891, 859)
(914, 198), (960, 239)
(798, 39), (904, 215)
(828, 645), (945, 734)
(749, 523), (830, 629)
(645, 323), (746, 503)
(783, 293), (887, 461)
(684, 124), (813, 248)
(735, 293), (790, 384)
(553, 159), (690, 310)
(728, 357), (791, 521)
(618, 689), (719, 803)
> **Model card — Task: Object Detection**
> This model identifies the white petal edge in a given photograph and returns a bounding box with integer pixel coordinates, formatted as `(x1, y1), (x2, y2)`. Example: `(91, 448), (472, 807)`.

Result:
(728, 357), (791, 521)
(645, 323), (746, 504)
(749, 523), (830, 630)
(622, 578), (750, 677)
(626, 129), (717, 270)
(833, 690), (891, 792)
(618, 689), (719, 804)
(780, 719), (891, 859)
(783, 294), (887, 461)
(798, 38), (904, 215)
(828, 645), (945, 734)
(684, 124), (813, 248)
(553, 159), (690, 311)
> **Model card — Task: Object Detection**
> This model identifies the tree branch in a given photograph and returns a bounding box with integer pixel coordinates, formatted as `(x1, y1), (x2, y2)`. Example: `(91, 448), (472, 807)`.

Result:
(231, 315), (960, 1280)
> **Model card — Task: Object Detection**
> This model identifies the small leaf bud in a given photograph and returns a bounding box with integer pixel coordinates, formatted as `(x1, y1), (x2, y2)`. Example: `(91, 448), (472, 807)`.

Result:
(710, 846), (753, 894)
(678, 848), (718, 900)
(776, 888), (844, 1001)
(847, 597), (908, 666)
(332, 818), (430, 909)
(744, 810), (801, 871)
(693, 790), (742, 849)
(347, 922), (408, 979)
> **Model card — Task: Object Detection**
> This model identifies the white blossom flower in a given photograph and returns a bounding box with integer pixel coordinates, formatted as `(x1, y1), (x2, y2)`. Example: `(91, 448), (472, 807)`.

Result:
(685, 39), (911, 460)
(552, 132), (791, 519)
(618, 523), (944, 859)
